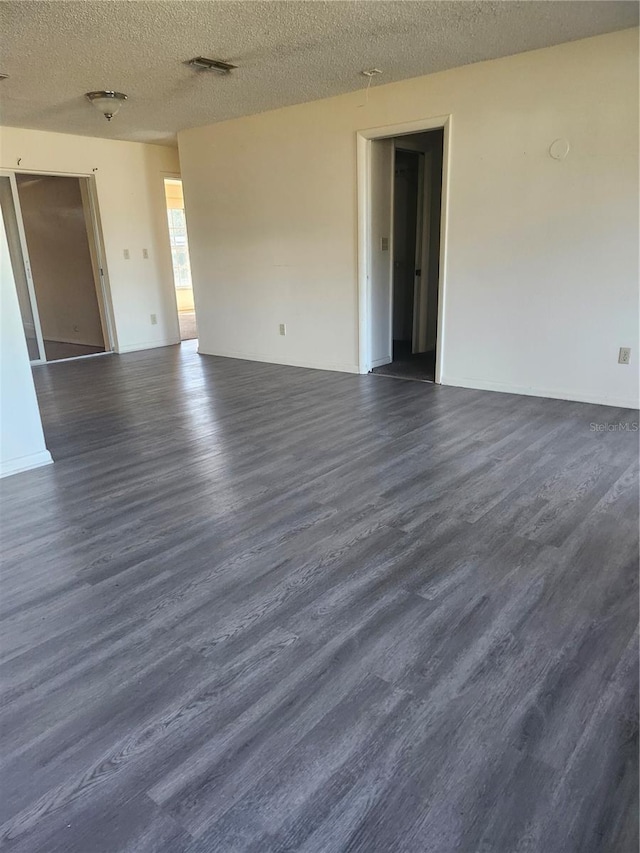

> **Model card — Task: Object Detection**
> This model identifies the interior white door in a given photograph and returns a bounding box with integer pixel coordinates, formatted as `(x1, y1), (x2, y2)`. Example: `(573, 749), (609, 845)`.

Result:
(413, 151), (432, 354)
(368, 138), (394, 368)
(411, 152), (425, 353)
(0, 171), (45, 364)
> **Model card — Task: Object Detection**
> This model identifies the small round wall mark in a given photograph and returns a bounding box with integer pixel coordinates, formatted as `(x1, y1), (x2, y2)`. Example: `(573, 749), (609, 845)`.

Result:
(549, 139), (570, 160)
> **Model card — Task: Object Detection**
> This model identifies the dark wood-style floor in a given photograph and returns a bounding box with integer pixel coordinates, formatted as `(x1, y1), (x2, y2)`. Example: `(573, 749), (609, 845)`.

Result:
(1, 341), (638, 853)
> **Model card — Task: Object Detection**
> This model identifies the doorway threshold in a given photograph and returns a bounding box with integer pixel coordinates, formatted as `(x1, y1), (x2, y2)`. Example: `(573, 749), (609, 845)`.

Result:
(371, 369), (434, 384)
(372, 345), (435, 383)
(35, 350), (114, 366)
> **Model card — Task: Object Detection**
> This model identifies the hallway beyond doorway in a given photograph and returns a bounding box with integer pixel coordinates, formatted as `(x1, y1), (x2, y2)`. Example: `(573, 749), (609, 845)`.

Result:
(372, 341), (435, 382)
(164, 178), (197, 342)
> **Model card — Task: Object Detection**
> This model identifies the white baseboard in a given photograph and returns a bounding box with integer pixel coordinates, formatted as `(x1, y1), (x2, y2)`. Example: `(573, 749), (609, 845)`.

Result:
(116, 339), (180, 354)
(440, 375), (639, 410)
(0, 449), (53, 479)
(196, 345), (359, 375)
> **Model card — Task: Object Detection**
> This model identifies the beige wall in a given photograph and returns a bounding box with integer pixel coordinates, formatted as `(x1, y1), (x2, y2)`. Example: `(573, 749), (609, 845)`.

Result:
(16, 174), (105, 347)
(0, 127), (181, 353)
(179, 29), (639, 407)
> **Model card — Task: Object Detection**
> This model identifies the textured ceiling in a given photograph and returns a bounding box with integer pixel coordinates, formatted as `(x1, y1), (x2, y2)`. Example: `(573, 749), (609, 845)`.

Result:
(1, 1), (637, 147)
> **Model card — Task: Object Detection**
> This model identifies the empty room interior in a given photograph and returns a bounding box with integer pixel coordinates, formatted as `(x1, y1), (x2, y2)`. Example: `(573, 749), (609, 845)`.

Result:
(0, 3), (638, 852)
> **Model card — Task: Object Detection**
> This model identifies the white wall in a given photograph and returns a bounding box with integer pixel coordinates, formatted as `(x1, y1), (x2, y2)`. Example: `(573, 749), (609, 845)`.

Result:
(179, 29), (639, 408)
(0, 204), (52, 477)
(0, 127), (181, 353)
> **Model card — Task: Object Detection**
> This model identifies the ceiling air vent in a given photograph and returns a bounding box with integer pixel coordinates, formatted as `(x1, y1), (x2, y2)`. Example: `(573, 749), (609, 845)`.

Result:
(188, 57), (237, 74)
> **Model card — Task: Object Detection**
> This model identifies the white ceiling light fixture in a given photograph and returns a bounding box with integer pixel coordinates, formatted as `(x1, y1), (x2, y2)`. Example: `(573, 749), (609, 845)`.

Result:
(85, 90), (128, 121)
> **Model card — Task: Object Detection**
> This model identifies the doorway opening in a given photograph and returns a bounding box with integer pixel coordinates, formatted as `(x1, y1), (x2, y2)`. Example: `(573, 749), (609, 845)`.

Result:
(357, 118), (448, 383)
(164, 178), (197, 342)
(372, 131), (443, 382)
(0, 171), (112, 363)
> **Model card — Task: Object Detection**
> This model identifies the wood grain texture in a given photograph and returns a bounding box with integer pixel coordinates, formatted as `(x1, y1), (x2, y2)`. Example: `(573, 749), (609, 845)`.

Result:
(0, 341), (637, 852)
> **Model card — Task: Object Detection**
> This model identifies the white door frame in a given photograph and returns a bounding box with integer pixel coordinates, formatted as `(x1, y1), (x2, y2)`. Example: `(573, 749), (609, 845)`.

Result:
(80, 175), (118, 353)
(356, 115), (451, 381)
(3, 168), (117, 358)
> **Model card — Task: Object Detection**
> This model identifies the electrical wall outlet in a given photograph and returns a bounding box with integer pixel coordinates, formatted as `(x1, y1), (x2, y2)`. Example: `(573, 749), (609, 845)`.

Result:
(380, 236), (389, 252)
(150, 314), (158, 325)
(123, 248), (130, 260)
(618, 347), (631, 365)
(142, 248), (149, 259)
(279, 323), (286, 336)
